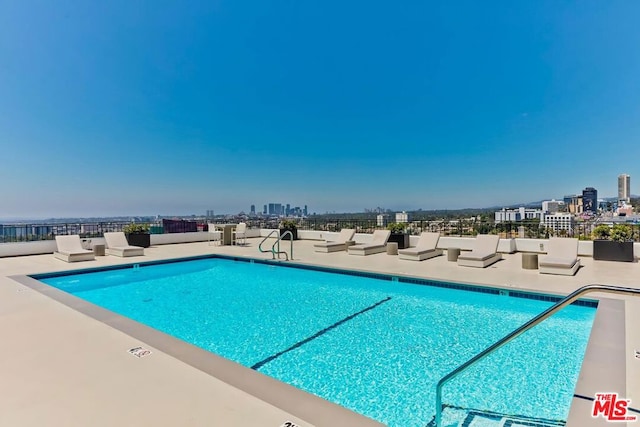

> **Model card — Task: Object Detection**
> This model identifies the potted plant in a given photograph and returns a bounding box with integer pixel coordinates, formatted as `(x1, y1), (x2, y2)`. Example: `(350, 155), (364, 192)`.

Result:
(387, 222), (410, 249)
(279, 219), (298, 240)
(592, 224), (634, 262)
(122, 223), (151, 248)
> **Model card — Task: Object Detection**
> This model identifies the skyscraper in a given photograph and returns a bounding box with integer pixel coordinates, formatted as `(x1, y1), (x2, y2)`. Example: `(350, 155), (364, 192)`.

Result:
(582, 187), (597, 213)
(618, 174), (631, 203)
(268, 203), (283, 216)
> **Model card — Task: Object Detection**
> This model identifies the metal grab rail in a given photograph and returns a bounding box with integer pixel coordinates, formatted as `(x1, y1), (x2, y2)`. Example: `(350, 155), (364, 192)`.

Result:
(258, 230), (293, 261)
(435, 284), (640, 427)
(258, 230), (279, 258)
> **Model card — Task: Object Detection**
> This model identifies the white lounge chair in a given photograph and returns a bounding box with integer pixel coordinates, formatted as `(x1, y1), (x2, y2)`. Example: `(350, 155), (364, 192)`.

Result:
(104, 232), (145, 257)
(314, 229), (356, 253)
(53, 235), (96, 263)
(457, 234), (502, 268)
(348, 230), (391, 256)
(539, 237), (580, 276)
(398, 232), (443, 261)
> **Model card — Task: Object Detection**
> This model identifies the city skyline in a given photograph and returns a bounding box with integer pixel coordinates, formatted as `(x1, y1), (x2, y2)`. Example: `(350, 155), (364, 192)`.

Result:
(2, 182), (637, 223)
(0, 176), (637, 222)
(2, 1), (640, 219)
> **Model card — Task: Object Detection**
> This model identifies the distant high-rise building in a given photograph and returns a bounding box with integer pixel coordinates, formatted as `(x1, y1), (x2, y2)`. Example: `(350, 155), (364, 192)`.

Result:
(376, 214), (389, 227)
(395, 211), (409, 223)
(263, 205), (267, 215)
(250, 205), (255, 215)
(543, 212), (574, 234)
(286, 204), (291, 216)
(206, 210), (215, 219)
(495, 207), (543, 223)
(618, 174), (631, 203)
(268, 203), (283, 216)
(564, 194), (583, 214)
(304, 205), (308, 216)
(582, 187), (597, 213)
(542, 200), (562, 214)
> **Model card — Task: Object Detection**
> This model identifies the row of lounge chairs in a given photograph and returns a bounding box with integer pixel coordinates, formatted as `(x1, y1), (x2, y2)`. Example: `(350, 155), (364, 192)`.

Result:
(53, 233), (145, 263)
(313, 230), (581, 276)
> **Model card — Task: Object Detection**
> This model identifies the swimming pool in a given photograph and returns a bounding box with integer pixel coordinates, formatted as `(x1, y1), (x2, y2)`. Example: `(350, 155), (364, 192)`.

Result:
(37, 257), (596, 426)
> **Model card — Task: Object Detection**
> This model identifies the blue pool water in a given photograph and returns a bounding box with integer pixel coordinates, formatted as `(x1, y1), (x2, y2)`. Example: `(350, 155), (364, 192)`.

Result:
(39, 258), (596, 426)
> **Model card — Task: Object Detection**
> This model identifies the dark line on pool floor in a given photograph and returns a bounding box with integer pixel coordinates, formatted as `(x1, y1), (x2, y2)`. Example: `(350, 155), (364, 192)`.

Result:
(250, 296), (392, 371)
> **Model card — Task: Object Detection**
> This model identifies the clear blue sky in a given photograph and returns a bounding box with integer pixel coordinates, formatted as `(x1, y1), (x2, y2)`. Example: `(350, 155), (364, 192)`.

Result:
(1, 0), (639, 219)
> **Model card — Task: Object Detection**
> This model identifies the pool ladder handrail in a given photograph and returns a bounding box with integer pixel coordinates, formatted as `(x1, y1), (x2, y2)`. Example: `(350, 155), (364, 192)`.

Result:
(435, 283), (640, 427)
(258, 229), (293, 261)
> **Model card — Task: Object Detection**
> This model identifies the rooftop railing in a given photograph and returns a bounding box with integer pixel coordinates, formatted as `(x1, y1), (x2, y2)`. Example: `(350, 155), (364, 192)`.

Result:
(2, 219), (639, 243)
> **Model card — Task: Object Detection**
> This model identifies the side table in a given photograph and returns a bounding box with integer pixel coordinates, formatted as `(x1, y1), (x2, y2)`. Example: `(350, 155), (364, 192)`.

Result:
(447, 247), (460, 262)
(386, 242), (398, 255)
(522, 253), (539, 269)
(93, 244), (105, 256)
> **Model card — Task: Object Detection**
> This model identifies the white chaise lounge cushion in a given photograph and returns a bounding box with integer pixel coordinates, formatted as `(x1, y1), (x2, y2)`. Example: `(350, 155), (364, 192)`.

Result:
(459, 235), (500, 259)
(104, 232), (145, 257)
(457, 252), (496, 261)
(398, 232), (443, 261)
(314, 229), (356, 252)
(538, 257), (578, 268)
(370, 230), (391, 246)
(54, 235), (95, 262)
(457, 234), (501, 268)
(347, 230), (391, 256)
(538, 237), (580, 275)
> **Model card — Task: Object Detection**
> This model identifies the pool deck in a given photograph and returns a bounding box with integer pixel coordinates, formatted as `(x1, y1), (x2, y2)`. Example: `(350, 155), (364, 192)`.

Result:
(1, 238), (638, 427)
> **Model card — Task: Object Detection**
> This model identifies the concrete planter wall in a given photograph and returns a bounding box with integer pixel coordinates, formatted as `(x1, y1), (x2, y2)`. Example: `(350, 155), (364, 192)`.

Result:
(0, 240), (58, 257)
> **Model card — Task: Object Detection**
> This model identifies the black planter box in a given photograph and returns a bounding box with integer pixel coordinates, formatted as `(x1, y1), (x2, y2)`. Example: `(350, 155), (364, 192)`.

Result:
(280, 228), (298, 240)
(388, 233), (410, 249)
(593, 240), (634, 262)
(126, 233), (151, 248)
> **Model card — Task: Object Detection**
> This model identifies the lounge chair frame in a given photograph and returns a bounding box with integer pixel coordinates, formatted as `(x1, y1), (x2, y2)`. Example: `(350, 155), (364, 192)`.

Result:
(53, 235), (96, 263)
(314, 229), (356, 253)
(398, 232), (443, 261)
(457, 234), (502, 268)
(539, 237), (580, 276)
(104, 232), (145, 257)
(348, 230), (391, 256)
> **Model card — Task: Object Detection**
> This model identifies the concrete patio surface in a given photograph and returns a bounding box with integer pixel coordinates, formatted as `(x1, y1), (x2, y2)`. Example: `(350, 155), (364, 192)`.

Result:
(1, 237), (638, 426)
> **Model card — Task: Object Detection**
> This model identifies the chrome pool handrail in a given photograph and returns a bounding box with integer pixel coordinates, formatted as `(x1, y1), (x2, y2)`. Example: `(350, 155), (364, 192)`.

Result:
(258, 229), (293, 260)
(435, 284), (640, 427)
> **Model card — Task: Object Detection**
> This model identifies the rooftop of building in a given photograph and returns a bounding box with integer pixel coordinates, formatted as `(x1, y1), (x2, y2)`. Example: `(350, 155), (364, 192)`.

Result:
(0, 235), (638, 426)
